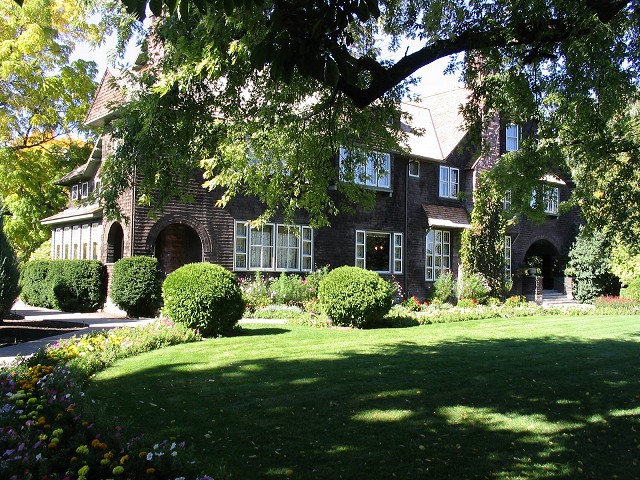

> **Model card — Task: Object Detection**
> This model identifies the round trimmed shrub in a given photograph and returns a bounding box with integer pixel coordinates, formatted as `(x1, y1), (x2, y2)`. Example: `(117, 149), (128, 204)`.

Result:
(110, 256), (163, 317)
(162, 262), (245, 336)
(317, 266), (392, 328)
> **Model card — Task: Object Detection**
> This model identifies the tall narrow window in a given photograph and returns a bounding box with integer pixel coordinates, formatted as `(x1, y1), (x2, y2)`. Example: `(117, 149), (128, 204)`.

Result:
(425, 229), (451, 281)
(544, 186), (560, 215)
(504, 236), (512, 279)
(504, 190), (512, 210)
(71, 185), (79, 200)
(81, 182), (89, 198)
(249, 225), (274, 270)
(505, 124), (520, 152)
(408, 160), (420, 177)
(301, 226), (313, 271)
(439, 166), (459, 199)
(276, 225), (300, 270)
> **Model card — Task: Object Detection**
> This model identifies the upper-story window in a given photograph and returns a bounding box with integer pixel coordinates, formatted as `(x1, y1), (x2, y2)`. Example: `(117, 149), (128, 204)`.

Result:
(505, 124), (520, 152)
(94, 180), (101, 196)
(503, 190), (512, 210)
(543, 186), (560, 215)
(71, 185), (79, 201)
(531, 185), (560, 215)
(408, 160), (420, 177)
(339, 147), (391, 190)
(81, 182), (89, 199)
(504, 235), (512, 279)
(439, 166), (459, 199)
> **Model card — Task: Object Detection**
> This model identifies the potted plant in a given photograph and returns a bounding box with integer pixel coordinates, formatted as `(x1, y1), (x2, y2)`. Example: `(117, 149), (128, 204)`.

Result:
(526, 256), (543, 276)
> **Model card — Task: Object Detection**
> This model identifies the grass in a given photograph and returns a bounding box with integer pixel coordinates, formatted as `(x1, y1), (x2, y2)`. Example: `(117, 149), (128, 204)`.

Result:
(84, 314), (640, 479)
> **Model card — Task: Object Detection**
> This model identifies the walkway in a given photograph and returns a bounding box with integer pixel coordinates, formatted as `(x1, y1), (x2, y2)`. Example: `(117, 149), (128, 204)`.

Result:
(0, 301), (153, 364)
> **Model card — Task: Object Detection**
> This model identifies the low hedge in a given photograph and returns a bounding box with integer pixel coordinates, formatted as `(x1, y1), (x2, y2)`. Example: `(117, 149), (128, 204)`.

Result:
(317, 266), (392, 328)
(162, 262), (245, 337)
(110, 256), (163, 317)
(20, 260), (107, 312)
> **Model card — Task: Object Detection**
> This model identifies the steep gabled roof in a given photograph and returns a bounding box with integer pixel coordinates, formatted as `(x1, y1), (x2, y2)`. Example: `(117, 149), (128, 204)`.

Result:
(85, 69), (126, 127)
(55, 137), (103, 185)
(402, 88), (469, 161)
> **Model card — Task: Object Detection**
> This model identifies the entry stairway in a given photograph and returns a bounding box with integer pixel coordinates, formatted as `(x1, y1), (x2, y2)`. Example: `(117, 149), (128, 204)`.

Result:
(540, 289), (584, 308)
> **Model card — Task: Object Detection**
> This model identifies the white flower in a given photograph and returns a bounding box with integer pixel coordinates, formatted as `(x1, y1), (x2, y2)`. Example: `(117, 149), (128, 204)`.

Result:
(146, 452), (153, 461)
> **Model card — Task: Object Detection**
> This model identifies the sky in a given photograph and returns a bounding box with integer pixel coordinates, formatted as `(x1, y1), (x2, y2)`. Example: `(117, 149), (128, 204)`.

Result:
(72, 32), (463, 99)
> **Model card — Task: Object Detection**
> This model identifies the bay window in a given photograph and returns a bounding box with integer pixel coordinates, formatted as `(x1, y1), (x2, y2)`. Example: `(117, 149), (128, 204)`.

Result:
(425, 229), (451, 281)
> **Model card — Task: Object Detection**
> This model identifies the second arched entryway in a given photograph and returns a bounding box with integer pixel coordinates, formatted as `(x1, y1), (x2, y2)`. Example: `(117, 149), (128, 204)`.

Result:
(155, 223), (203, 276)
(524, 239), (561, 290)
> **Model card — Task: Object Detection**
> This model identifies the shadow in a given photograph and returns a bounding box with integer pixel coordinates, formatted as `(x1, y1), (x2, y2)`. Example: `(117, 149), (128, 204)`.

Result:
(233, 327), (291, 337)
(85, 330), (640, 480)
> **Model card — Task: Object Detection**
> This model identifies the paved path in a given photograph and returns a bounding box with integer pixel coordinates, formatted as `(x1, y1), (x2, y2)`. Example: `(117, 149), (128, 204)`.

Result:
(1, 301), (153, 364)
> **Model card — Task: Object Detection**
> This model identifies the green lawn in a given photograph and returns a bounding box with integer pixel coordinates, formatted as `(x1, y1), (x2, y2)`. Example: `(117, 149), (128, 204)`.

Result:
(85, 315), (640, 479)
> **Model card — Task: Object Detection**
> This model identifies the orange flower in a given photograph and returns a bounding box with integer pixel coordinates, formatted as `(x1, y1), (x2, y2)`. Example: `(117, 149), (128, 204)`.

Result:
(146, 467), (156, 474)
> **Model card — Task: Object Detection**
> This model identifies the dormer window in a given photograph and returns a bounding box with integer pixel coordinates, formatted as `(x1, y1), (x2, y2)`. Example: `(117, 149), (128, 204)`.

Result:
(339, 147), (391, 191)
(439, 166), (459, 199)
(94, 181), (101, 195)
(505, 124), (520, 152)
(531, 185), (560, 215)
(81, 182), (89, 199)
(71, 185), (79, 201)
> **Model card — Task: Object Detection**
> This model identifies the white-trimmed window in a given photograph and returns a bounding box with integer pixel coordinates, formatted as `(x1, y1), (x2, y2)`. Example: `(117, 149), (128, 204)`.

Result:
(544, 186), (559, 215)
(425, 229), (451, 281)
(339, 147), (391, 190)
(355, 230), (402, 274)
(81, 182), (89, 199)
(94, 181), (101, 195)
(71, 185), (79, 200)
(504, 236), (512, 279)
(504, 190), (512, 210)
(408, 160), (420, 177)
(439, 166), (459, 199)
(234, 221), (313, 272)
(506, 124), (520, 152)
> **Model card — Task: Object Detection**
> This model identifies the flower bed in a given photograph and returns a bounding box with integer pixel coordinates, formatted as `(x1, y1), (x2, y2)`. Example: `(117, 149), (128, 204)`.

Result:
(0, 320), (215, 480)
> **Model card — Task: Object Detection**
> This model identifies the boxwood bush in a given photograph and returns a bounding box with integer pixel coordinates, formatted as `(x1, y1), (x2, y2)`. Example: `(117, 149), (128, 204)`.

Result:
(110, 256), (163, 317)
(20, 260), (107, 312)
(162, 262), (245, 336)
(317, 266), (392, 328)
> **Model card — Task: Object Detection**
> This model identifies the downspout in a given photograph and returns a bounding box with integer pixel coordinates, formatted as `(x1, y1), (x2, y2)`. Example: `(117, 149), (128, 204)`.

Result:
(404, 159), (408, 300)
(130, 164), (136, 257)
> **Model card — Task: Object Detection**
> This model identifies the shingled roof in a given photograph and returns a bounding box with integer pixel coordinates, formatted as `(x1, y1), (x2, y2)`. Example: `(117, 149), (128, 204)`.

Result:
(402, 88), (469, 161)
(422, 204), (471, 229)
(85, 69), (126, 127)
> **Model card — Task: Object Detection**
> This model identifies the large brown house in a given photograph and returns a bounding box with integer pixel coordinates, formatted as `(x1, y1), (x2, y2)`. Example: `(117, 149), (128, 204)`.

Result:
(42, 69), (580, 301)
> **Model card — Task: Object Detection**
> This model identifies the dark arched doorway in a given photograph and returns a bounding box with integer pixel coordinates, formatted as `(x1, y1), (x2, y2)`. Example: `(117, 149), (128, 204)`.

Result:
(155, 223), (203, 276)
(106, 223), (124, 263)
(524, 240), (560, 290)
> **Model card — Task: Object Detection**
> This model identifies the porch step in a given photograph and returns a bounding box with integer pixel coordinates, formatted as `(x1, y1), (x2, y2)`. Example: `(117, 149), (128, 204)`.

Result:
(540, 289), (584, 308)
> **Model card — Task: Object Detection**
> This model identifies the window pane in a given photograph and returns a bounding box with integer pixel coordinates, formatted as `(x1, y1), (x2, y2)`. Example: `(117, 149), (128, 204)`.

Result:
(365, 233), (390, 272)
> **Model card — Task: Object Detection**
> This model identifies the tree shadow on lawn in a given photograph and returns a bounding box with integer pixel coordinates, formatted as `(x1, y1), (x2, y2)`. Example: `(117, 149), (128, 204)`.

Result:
(233, 327), (292, 337)
(88, 335), (640, 480)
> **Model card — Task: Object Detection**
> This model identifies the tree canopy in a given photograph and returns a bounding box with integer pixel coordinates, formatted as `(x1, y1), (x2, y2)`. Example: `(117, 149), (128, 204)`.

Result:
(1, 0), (139, 259)
(55, 1), (640, 238)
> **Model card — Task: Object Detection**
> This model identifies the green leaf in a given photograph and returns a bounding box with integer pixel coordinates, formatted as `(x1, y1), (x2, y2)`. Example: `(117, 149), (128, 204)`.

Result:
(223, 0), (235, 15)
(149, 0), (163, 16)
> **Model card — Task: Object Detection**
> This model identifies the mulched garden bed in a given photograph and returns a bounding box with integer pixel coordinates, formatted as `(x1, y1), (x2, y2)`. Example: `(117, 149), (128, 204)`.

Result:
(0, 317), (85, 348)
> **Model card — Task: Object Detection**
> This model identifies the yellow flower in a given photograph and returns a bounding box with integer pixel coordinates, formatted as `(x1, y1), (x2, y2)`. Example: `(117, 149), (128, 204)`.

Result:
(146, 467), (156, 474)
(120, 455), (130, 464)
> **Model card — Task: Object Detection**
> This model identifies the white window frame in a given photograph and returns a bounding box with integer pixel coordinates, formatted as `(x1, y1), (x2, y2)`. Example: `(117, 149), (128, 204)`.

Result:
(504, 190), (512, 210)
(408, 160), (420, 178)
(425, 229), (451, 281)
(504, 236), (512, 279)
(439, 166), (460, 199)
(506, 124), (520, 152)
(81, 182), (89, 199)
(355, 230), (402, 274)
(71, 184), (79, 201)
(544, 186), (559, 215)
(234, 221), (313, 272)
(339, 147), (391, 190)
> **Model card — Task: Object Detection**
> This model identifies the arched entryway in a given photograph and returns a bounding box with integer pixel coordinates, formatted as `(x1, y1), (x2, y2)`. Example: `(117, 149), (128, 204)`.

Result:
(106, 222), (124, 263)
(155, 223), (203, 276)
(524, 240), (561, 290)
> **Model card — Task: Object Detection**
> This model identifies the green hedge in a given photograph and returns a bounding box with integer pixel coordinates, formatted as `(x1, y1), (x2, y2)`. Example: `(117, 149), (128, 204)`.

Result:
(110, 256), (163, 317)
(20, 260), (107, 312)
(317, 266), (392, 328)
(162, 263), (245, 337)
(620, 278), (640, 302)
